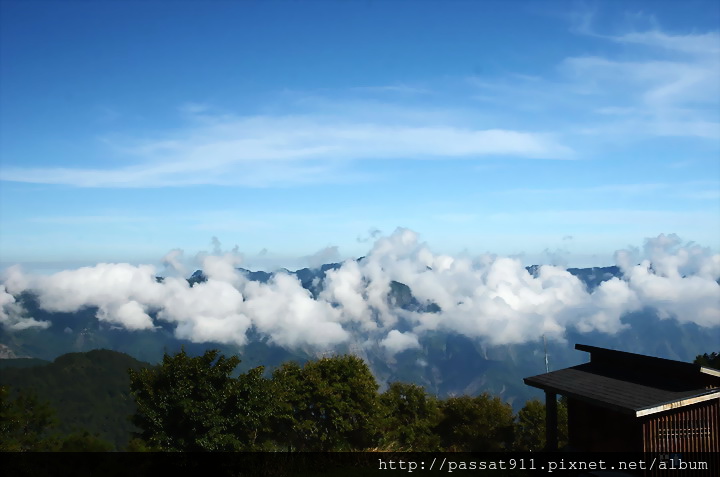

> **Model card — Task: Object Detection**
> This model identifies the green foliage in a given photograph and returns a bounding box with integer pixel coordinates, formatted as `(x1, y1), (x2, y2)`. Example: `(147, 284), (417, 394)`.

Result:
(378, 382), (441, 451)
(129, 348), (270, 451)
(2, 346), (580, 453)
(513, 398), (545, 451)
(434, 393), (515, 451)
(234, 365), (277, 450)
(270, 361), (306, 450)
(0, 385), (59, 451)
(124, 437), (161, 452)
(271, 355), (380, 451)
(513, 397), (568, 451)
(0, 358), (50, 369)
(694, 351), (720, 369)
(59, 430), (114, 452)
(558, 395), (568, 448)
(0, 349), (150, 449)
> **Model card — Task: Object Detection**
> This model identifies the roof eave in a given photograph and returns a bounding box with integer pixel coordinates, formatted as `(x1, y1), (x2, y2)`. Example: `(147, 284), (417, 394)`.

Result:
(634, 390), (720, 417)
(523, 377), (637, 416)
(700, 366), (720, 378)
(523, 377), (720, 418)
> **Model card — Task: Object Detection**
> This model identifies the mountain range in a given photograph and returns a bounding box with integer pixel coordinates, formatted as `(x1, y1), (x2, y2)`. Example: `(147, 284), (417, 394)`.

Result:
(1, 262), (717, 409)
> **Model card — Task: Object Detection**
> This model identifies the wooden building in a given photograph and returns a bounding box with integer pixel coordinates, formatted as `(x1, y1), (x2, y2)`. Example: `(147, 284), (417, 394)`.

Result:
(524, 344), (720, 453)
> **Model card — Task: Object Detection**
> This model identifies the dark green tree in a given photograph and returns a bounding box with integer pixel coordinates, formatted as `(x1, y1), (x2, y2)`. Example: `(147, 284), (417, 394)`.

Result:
(434, 393), (514, 451)
(694, 352), (720, 369)
(558, 395), (569, 449)
(124, 437), (162, 452)
(513, 398), (546, 451)
(59, 431), (114, 452)
(270, 361), (308, 450)
(128, 348), (270, 451)
(378, 382), (441, 451)
(234, 365), (277, 450)
(271, 355), (380, 451)
(0, 349), (150, 449)
(0, 385), (59, 451)
(513, 397), (568, 451)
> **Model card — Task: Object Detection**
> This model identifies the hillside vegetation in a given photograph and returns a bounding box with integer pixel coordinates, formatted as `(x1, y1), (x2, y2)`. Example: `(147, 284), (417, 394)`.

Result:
(0, 349), (151, 449)
(3, 347), (715, 452)
(1, 348), (566, 452)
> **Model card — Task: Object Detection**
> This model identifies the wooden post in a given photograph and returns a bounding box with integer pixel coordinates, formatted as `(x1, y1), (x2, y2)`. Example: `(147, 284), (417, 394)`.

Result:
(546, 391), (558, 451)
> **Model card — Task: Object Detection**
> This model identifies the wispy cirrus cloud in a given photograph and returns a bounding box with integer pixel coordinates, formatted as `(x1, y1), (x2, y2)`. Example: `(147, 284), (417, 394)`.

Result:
(571, 21), (720, 136)
(681, 190), (720, 201)
(2, 15), (715, 191)
(607, 29), (720, 57)
(487, 209), (718, 228)
(470, 20), (720, 141)
(350, 83), (431, 95)
(26, 215), (156, 225)
(501, 181), (720, 199)
(0, 110), (572, 188)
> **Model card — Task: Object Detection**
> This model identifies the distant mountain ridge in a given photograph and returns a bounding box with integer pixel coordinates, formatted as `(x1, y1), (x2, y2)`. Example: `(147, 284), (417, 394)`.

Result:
(1, 262), (716, 409)
(186, 262), (622, 291)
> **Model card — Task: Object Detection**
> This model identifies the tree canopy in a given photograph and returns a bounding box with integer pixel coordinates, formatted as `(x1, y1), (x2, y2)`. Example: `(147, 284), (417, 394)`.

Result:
(0, 349), (149, 449)
(271, 354), (380, 451)
(694, 351), (720, 369)
(128, 348), (270, 451)
(378, 382), (441, 451)
(513, 397), (568, 451)
(0, 385), (58, 451)
(434, 393), (515, 451)
(2, 347), (581, 452)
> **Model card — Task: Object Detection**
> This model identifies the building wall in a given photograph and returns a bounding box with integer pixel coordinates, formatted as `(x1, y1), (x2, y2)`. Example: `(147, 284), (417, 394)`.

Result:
(568, 398), (643, 452)
(642, 399), (720, 453)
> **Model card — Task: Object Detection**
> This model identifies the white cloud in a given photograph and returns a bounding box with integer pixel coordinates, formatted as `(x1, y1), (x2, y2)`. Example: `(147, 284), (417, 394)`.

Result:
(614, 234), (720, 327)
(380, 330), (421, 356)
(561, 55), (719, 117)
(0, 284), (49, 331)
(3, 263), (165, 330)
(468, 22), (720, 142)
(100, 301), (154, 331)
(570, 25), (720, 138)
(501, 181), (720, 199)
(303, 246), (342, 269)
(351, 83), (431, 95)
(157, 278), (251, 345)
(1, 230), (717, 350)
(320, 260), (375, 327)
(486, 209), (718, 229)
(610, 30), (720, 57)
(243, 272), (349, 349)
(0, 108), (572, 188)
(178, 102), (212, 115)
(683, 190), (720, 200)
(161, 249), (186, 277)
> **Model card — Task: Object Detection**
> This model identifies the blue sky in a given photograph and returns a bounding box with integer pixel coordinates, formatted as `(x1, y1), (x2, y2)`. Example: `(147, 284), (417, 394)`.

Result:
(1, 0), (718, 272)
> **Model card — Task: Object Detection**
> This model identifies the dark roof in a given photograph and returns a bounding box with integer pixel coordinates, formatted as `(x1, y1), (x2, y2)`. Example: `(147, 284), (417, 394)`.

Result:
(575, 344), (720, 378)
(524, 344), (720, 417)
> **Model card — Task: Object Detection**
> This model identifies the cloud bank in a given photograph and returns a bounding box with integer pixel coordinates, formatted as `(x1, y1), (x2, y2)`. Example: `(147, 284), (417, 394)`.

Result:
(1, 230), (718, 354)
